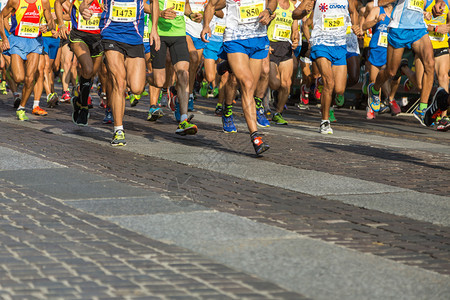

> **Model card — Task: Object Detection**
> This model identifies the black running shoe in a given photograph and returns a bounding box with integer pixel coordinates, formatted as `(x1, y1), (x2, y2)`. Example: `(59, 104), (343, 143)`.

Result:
(251, 134), (270, 155)
(71, 96), (81, 124)
(424, 87), (449, 127)
(76, 107), (89, 126)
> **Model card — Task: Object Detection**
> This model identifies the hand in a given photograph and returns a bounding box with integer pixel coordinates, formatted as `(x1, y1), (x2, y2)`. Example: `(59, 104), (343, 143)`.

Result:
(149, 30), (160, 51)
(161, 7), (177, 19)
(432, 1), (445, 17)
(200, 26), (211, 43)
(81, 8), (93, 20)
(377, 13), (386, 22)
(258, 9), (271, 25)
(292, 40), (299, 50)
(1, 38), (9, 51)
(190, 12), (203, 22)
(436, 24), (450, 34)
(39, 24), (48, 33)
(58, 25), (69, 40)
(269, 46), (273, 54)
(352, 24), (363, 37)
(51, 29), (58, 38)
(423, 11), (432, 20)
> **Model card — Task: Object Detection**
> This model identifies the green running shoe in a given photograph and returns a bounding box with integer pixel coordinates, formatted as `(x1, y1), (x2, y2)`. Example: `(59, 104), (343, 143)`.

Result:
(147, 106), (164, 121)
(272, 112), (288, 125)
(16, 108), (29, 121)
(200, 81), (208, 98)
(129, 94), (141, 107)
(111, 130), (126, 146)
(175, 115), (198, 136)
(335, 94), (344, 107)
(141, 90), (149, 96)
(212, 87), (219, 98)
(329, 107), (337, 122)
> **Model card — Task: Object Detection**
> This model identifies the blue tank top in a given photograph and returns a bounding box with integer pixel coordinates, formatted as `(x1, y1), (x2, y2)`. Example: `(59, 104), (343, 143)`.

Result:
(100, 0), (145, 45)
(389, 0), (427, 29)
(369, 6), (390, 49)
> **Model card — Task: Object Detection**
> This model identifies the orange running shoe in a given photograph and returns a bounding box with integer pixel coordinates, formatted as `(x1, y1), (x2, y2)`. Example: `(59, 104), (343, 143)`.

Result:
(32, 106), (48, 116)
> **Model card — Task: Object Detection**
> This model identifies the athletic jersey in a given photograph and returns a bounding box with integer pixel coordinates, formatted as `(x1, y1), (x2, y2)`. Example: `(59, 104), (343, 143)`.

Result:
(100, 0), (145, 45)
(223, 0), (267, 42)
(310, 0), (350, 47)
(157, 0), (186, 36)
(388, 0), (427, 29)
(425, 0), (449, 49)
(267, 0), (295, 43)
(209, 13), (226, 42)
(369, 6), (390, 48)
(10, 0), (44, 38)
(185, 0), (206, 38)
(71, 0), (103, 34)
(41, 0), (57, 37)
(143, 13), (151, 42)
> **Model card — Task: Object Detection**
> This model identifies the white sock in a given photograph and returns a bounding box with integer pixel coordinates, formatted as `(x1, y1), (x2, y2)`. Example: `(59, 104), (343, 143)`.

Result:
(189, 93), (194, 99)
(180, 114), (188, 122)
(33, 100), (39, 108)
(321, 119), (328, 123)
(114, 125), (123, 132)
(18, 105), (25, 110)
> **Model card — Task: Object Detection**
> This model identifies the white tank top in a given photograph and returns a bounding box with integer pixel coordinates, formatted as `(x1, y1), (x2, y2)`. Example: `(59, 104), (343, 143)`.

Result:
(310, 0), (350, 47)
(223, 0), (267, 42)
(185, 0), (206, 38)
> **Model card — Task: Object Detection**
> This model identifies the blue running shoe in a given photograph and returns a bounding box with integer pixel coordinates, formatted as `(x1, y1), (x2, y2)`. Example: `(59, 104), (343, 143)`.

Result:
(413, 105), (425, 126)
(103, 108), (113, 124)
(256, 108), (270, 127)
(222, 113), (237, 133)
(188, 95), (195, 111)
(368, 83), (381, 112)
(147, 106), (164, 121)
(174, 100), (180, 122)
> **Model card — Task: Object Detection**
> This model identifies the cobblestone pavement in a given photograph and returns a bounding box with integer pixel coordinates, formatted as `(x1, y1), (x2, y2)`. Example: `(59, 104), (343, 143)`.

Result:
(0, 90), (449, 299)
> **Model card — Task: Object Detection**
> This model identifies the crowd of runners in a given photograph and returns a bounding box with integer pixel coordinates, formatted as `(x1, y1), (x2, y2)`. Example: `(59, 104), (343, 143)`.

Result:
(0, 0), (449, 155)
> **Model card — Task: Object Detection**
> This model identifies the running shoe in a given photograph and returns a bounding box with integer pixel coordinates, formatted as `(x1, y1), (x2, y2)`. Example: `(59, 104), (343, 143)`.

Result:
(335, 94), (344, 107)
(319, 120), (333, 134)
(141, 90), (149, 96)
(188, 94), (195, 111)
(103, 108), (113, 124)
(366, 106), (375, 120)
(16, 108), (29, 121)
(47, 92), (59, 108)
(200, 81), (208, 97)
(361, 72), (369, 95)
(32, 106), (48, 116)
(301, 84), (309, 105)
(413, 105), (425, 126)
(212, 87), (219, 98)
(111, 130), (126, 146)
(60, 91), (71, 103)
(0, 81), (7, 95)
(367, 83), (381, 112)
(251, 134), (269, 155)
(175, 115), (198, 136)
(76, 107), (90, 126)
(256, 109), (270, 127)
(378, 102), (390, 114)
(71, 96), (81, 124)
(436, 116), (450, 131)
(403, 78), (414, 91)
(169, 86), (177, 111)
(329, 107), (337, 122)
(215, 103), (223, 116)
(147, 106), (164, 121)
(87, 96), (93, 109)
(314, 78), (323, 100)
(424, 87), (449, 127)
(130, 94), (140, 107)
(160, 90), (169, 107)
(389, 100), (401, 116)
(272, 112), (288, 125)
(99, 93), (107, 108)
(222, 113), (237, 133)
(13, 96), (21, 109)
(174, 100), (180, 122)
(255, 96), (264, 111)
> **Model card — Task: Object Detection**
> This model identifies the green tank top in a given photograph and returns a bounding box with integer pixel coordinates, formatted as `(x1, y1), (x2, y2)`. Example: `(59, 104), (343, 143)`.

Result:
(157, 0), (186, 36)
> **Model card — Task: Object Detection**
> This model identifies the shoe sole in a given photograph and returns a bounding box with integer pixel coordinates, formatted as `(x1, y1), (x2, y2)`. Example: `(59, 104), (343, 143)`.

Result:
(176, 127), (198, 136)
(111, 142), (126, 146)
(255, 144), (270, 156)
(147, 112), (164, 121)
(257, 123), (270, 128)
(76, 112), (90, 127)
(47, 94), (59, 108)
(71, 97), (80, 124)
(413, 112), (426, 126)
(32, 112), (48, 116)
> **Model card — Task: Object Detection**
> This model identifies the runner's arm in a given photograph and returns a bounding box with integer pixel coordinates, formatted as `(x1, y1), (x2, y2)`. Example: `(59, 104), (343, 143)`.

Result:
(79, 0), (95, 20)
(185, 0), (203, 22)
(55, 0), (70, 39)
(0, 0), (19, 49)
(377, 0), (396, 6)
(362, 6), (380, 31)
(150, 0), (160, 51)
(42, 0), (56, 32)
(293, 0), (314, 20)
(291, 20), (299, 50)
(200, 0), (224, 42)
(301, 10), (313, 42)
(349, 0), (363, 36)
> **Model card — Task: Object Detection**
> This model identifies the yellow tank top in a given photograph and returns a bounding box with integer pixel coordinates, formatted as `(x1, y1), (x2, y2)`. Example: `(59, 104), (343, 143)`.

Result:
(10, 0), (44, 38)
(267, 1), (295, 43)
(425, 0), (449, 49)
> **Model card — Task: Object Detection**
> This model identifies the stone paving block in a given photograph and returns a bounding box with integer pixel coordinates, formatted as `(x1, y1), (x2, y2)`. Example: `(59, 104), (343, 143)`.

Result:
(65, 196), (208, 216)
(0, 146), (64, 171)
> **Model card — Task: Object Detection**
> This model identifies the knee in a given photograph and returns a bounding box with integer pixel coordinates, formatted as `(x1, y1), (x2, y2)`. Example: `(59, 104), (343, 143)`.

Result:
(322, 76), (335, 90)
(176, 69), (189, 85)
(281, 78), (291, 90)
(189, 52), (199, 68)
(13, 72), (24, 83)
(424, 57), (435, 72)
(240, 76), (254, 91)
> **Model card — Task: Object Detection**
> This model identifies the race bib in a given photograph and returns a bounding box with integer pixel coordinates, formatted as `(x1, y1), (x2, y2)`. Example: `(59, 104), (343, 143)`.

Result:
(143, 27), (150, 42)
(407, 0), (424, 12)
(78, 12), (101, 30)
(18, 21), (39, 38)
(213, 24), (225, 35)
(429, 31), (445, 41)
(189, 0), (205, 14)
(164, 0), (185, 16)
(346, 25), (351, 35)
(237, 0), (265, 24)
(377, 31), (388, 47)
(323, 14), (345, 31)
(110, 0), (137, 22)
(273, 24), (291, 41)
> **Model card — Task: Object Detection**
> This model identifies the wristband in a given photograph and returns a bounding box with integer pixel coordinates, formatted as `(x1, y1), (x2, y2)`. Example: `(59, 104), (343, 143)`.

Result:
(266, 8), (273, 15)
(435, 25), (438, 32)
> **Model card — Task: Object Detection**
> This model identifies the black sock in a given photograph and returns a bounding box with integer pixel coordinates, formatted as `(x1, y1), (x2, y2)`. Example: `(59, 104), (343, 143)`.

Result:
(79, 76), (92, 106)
(250, 131), (259, 139)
